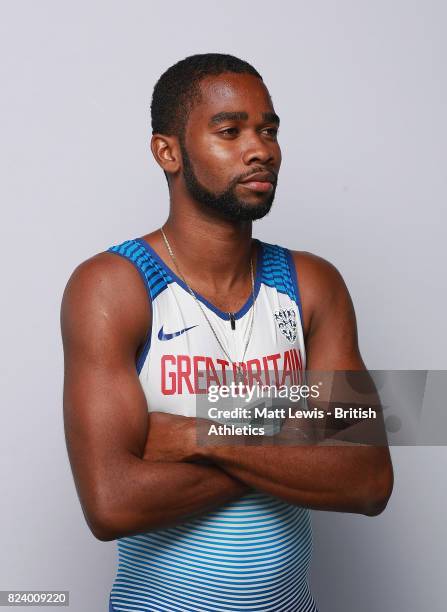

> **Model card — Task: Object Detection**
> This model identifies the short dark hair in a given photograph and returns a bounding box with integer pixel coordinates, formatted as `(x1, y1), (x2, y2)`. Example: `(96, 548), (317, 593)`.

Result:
(150, 53), (262, 140)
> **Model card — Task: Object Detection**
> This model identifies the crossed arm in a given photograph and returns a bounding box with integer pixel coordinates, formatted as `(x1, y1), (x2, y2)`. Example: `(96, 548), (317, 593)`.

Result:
(61, 253), (249, 541)
(61, 250), (393, 542)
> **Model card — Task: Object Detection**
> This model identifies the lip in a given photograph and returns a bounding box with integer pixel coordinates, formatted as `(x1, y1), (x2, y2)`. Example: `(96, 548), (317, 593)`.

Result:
(239, 181), (273, 193)
(238, 171), (276, 193)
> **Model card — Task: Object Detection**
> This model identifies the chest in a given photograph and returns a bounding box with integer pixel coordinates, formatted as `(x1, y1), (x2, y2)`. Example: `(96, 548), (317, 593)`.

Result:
(138, 282), (306, 416)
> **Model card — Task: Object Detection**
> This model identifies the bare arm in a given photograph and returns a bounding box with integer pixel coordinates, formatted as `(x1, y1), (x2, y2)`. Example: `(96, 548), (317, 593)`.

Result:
(194, 253), (394, 516)
(61, 252), (248, 541)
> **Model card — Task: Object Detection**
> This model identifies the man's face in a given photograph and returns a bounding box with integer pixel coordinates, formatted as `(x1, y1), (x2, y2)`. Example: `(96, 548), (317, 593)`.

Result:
(179, 73), (282, 221)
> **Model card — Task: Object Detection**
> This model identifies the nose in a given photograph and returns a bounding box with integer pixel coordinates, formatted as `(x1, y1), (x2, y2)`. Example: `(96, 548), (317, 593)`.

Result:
(241, 133), (276, 166)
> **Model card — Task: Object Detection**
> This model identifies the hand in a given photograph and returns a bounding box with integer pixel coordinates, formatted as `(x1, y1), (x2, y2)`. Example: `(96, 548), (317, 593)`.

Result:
(143, 411), (203, 464)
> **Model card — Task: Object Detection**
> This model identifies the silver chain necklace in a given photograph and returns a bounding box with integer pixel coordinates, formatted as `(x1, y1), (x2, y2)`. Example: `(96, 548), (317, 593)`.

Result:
(160, 226), (256, 383)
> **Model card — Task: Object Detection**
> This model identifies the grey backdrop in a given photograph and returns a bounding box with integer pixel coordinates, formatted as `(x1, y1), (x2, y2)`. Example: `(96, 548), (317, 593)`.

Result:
(1, 1), (446, 611)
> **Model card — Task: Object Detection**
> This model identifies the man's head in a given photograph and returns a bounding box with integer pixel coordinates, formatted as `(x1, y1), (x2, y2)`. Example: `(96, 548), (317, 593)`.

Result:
(150, 53), (281, 222)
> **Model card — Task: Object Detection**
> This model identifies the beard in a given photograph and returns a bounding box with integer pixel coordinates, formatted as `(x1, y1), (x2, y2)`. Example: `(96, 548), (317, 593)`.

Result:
(179, 141), (277, 222)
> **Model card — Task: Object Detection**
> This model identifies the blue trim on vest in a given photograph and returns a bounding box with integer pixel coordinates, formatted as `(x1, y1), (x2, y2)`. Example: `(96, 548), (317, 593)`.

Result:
(136, 237), (264, 321)
(285, 248), (304, 324)
(109, 239), (173, 300)
(106, 238), (172, 374)
(261, 243), (297, 302)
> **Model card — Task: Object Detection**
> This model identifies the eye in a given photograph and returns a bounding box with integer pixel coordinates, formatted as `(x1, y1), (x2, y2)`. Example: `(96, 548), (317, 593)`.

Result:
(262, 127), (279, 139)
(219, 127), (239, 136)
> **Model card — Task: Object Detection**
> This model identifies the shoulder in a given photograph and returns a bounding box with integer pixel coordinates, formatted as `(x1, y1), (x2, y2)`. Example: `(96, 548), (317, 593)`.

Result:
(290, 249), (347, 295)
(62, 248), (150, 308)
(288, 249), (352, 337)
(61, 247), (151, 351)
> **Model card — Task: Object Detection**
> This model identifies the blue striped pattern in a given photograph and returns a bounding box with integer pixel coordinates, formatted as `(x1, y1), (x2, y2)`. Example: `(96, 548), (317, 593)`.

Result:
(107, 239), (171, 300)
(261, 243), (297, 302)
(111, 491), (317, 611)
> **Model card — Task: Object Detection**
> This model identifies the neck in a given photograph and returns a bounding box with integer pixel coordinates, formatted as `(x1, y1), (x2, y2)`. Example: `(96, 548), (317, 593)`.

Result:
(162, 205), (255, 292)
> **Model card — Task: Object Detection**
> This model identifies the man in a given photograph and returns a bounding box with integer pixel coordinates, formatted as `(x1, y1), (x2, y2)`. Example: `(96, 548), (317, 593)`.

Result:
(61, 53), (393, 612)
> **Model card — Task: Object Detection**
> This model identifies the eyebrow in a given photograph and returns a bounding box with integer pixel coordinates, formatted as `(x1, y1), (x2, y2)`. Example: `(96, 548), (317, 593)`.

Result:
(263, 112), (280, 125)
(208, 111), (280, 126)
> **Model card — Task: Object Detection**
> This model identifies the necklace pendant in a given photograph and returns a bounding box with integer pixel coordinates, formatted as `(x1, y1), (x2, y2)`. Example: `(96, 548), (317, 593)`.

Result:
(234, 365), (244, 384)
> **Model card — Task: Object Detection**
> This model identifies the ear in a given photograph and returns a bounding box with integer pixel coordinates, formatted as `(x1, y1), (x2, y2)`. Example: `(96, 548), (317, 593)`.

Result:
(150, 134), (181, 175)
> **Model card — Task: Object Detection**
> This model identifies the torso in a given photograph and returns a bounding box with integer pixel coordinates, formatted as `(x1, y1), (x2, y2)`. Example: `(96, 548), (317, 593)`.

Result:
(106, 234), (318, 612)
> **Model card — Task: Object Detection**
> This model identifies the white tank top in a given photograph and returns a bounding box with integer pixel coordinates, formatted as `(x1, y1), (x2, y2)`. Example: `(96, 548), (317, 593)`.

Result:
(106, 236), (318, 612)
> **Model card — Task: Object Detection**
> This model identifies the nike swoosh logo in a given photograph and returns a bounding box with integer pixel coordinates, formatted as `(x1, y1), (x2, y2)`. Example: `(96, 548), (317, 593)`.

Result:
(158, 324), (198, 341)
